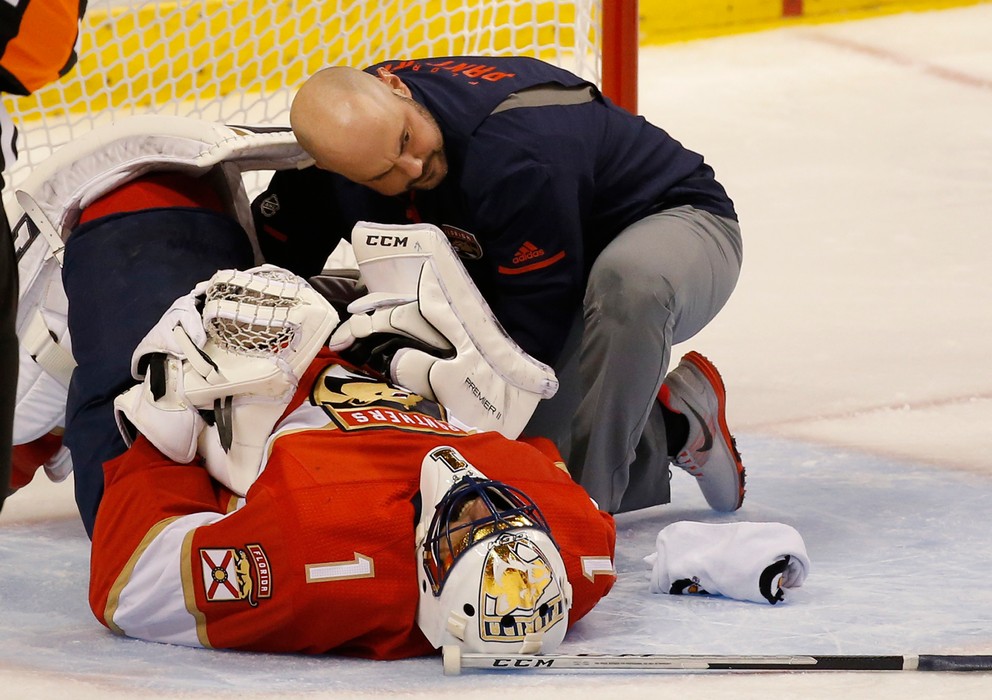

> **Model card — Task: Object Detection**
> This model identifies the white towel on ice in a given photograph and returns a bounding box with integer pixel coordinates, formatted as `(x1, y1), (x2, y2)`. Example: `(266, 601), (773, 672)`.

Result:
(644, 521), (810, 604)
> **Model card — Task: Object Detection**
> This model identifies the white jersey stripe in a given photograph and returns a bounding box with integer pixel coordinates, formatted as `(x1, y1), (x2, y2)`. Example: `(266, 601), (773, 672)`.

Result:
(109, 511), (229, 647)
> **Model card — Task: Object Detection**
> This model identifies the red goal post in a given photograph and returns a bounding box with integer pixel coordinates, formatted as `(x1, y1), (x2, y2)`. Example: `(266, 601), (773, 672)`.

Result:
(603, 0), (639, 115)
(1, 0), (639, 194)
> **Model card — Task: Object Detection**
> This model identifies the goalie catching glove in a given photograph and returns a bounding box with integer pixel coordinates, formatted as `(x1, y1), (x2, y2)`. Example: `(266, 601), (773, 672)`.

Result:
(329, 222), (558, 439)
(113, 265), (339, 495)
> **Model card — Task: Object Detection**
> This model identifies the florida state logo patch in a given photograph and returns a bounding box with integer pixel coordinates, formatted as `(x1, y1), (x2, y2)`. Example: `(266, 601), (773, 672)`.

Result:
(200, 543), (272, 607)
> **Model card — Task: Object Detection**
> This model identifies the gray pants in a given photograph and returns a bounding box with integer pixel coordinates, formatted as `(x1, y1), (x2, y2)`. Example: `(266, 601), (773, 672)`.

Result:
(525, 205), (742, 513)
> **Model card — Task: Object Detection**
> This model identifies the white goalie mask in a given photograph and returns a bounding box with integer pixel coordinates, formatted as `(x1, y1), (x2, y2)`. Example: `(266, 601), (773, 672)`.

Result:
(415, 446), (573, 655)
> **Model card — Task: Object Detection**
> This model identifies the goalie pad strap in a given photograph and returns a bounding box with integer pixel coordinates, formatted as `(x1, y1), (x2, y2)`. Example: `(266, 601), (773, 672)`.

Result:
(20, 309), (76, 387)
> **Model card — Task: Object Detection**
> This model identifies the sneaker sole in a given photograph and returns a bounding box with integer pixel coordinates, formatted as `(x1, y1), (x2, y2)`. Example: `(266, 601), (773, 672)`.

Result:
(682, 351), (746, 510)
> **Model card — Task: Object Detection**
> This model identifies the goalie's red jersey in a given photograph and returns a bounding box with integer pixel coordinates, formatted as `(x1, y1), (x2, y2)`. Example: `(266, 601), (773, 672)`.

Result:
(89, 349), (616, 658)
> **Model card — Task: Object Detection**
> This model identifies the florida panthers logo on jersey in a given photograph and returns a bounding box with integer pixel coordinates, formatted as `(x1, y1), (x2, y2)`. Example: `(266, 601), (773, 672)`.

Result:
(311, 364), (465, 436)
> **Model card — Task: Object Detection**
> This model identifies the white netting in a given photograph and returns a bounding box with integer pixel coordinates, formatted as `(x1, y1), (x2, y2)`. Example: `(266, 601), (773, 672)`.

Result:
(203, 268), (307, 358)
(2, 0), (605, 194)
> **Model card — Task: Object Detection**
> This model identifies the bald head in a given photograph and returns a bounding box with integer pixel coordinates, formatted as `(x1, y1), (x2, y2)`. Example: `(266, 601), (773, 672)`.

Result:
(290, 66), (448, 195)
(291, 67), (397, 169)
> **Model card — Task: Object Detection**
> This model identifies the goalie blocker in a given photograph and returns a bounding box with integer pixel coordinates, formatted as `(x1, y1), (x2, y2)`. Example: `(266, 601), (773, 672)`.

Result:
(330, 221), (559, 439)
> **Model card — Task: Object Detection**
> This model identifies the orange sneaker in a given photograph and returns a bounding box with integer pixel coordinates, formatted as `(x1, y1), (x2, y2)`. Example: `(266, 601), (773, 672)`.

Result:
(658, 352), (746, 512)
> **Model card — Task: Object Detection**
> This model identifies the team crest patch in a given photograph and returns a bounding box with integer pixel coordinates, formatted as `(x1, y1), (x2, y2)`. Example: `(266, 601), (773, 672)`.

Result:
(441, 224), (483, 260)
(200, 543), (272, 606)
(311, 365), (465, 436)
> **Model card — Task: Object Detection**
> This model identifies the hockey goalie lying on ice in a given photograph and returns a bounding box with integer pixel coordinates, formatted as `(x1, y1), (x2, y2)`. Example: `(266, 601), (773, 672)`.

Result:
(6, 115), (614, 656)
(92, 261), (616, 657)
(8, 115), (807, 657)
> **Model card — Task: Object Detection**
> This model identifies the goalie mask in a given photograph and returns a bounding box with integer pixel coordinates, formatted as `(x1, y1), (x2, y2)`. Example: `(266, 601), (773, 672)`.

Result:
(416, 446), (572, 655)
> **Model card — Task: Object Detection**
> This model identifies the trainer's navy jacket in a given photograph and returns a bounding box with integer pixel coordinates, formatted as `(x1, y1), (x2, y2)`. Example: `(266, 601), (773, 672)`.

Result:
(252, 56), (737, 363)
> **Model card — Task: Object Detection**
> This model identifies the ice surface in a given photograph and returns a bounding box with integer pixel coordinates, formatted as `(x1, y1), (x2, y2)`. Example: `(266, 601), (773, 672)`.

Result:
(3, 4), (992, 698)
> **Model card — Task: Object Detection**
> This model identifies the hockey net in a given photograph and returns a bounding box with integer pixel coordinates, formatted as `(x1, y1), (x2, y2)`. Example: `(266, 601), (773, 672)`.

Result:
(1, 0), (635, 194)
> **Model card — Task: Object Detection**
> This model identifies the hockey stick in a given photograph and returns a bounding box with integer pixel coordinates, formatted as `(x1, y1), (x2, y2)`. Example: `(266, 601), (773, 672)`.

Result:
(442, 646), (992, 675)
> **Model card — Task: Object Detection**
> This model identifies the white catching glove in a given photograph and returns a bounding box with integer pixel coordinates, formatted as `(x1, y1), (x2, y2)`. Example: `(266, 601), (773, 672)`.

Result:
(126, 280), (211, 379)
(334, 221), (558, 439)
(114, 266), (340, 494)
